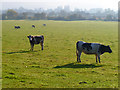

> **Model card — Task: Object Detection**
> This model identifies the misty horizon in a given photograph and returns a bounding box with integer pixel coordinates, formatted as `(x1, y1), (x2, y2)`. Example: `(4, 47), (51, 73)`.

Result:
(2, 6), (119, 12)
(2, 0), (119, 11)
(1, 0), (118, 21)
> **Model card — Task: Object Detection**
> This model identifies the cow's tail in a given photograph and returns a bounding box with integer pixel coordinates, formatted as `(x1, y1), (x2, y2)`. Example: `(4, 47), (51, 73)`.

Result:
(76, 41), (79, 56)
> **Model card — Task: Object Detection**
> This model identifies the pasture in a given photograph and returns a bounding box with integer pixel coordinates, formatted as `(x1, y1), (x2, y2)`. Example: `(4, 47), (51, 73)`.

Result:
(2, 20), (118, 88)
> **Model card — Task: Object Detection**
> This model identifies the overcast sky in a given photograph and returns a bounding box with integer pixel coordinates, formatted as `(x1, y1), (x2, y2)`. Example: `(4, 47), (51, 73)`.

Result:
(1, 0), (120, 11)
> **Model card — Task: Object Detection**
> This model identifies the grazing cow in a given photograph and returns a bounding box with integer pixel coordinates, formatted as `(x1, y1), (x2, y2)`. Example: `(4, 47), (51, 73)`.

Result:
(15, 26), (20, 29)
(43, 24), (46, 26)
(76, 41), (112, 63)
(32, 25), (35, 28)
(27, 35), (44, 51)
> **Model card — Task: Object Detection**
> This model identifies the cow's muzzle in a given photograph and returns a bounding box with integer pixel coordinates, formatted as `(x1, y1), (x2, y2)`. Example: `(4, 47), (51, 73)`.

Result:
(109, 50), (112, 53)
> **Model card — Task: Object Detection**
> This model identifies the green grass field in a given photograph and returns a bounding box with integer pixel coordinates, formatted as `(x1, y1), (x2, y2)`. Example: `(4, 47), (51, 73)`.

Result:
(2, 20), (118, 88)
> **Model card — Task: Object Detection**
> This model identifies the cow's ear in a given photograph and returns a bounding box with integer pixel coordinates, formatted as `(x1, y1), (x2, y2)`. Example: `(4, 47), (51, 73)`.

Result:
(27, 36), (29, 38)
(31, 36), (33, 38)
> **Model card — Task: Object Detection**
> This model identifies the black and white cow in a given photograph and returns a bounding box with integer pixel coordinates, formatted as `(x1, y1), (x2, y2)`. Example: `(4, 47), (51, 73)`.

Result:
(76, 41), (112, 63)
(27, 35), (44, 51)
(32, 25), (35, 28)
(43, 24), (46, 26)
(15, 26), (20, 29)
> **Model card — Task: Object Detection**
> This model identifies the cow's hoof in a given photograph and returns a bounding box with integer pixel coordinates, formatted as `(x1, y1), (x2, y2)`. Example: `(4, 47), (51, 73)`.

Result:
(30, 49), (33, 51)
(77, 61), (81, 63)
(96, 62), (98, 64)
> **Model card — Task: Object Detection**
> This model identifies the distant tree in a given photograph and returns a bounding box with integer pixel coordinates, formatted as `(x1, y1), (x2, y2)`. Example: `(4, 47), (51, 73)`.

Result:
(89, 16), (96, 20)
(34, 13), (41, 20)
(2, 14), (7, 20)
(47, 11), (56, 17)
(59, 10), (68, 17)
(1, 7), (118, 21)
(68, 14), (84, 20)
(40, 12), (47, 19)
(22, 12), (28, 19)
(105, 14), (113, 21)
(34, 13), (46, 20)
(6, 9), (18, 20)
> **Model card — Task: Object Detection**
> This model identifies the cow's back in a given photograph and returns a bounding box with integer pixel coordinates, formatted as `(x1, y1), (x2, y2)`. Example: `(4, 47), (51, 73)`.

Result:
(33, 35), (44, 44)
(83, 43), (100, 54)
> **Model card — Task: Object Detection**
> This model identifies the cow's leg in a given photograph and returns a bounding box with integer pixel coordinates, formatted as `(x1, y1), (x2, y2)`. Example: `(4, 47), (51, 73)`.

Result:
(30, 44), (34, 51)
(76, 50), (79, 62)
(95, 54), (98, 63)
(98, 55), (100, 63)
(40, 41), (44, 50)
(77, 51), (81, 62)
(79, 52), (82, 62)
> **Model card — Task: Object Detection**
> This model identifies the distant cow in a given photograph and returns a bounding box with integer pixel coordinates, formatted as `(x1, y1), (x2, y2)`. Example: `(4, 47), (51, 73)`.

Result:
(43, 24), (46, 26)
(32, 25), (35, 28)
(76, 41), (112, 63)
(15, 26), (20, 29)
(27, 35), (44, 51)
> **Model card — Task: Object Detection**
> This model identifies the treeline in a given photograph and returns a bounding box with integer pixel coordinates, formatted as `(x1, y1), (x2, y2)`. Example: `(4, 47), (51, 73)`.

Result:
(1, 7), (118, 21)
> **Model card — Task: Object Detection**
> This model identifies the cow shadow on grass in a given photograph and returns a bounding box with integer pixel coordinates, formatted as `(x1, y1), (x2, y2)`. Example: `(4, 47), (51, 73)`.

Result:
(4, 50), (37, 54)
(54, 62), (103, 68)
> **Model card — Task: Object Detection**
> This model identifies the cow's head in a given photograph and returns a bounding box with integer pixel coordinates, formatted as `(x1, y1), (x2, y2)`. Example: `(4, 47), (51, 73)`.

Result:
(27, 35), (33, 41)
(106, 45), (112, 53)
